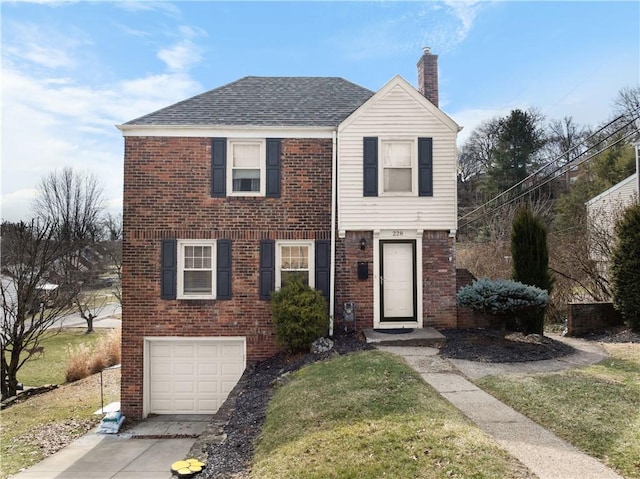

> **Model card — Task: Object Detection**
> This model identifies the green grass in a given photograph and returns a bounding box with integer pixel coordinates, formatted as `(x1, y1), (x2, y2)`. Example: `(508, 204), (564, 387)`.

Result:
(477, 343), (640, 478)
(252, 350), (533, 479)
(16, 330), (107, 386)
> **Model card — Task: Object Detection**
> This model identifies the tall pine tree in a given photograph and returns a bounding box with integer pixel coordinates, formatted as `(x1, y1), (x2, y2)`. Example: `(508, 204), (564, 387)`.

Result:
(511, 205), (553, 334)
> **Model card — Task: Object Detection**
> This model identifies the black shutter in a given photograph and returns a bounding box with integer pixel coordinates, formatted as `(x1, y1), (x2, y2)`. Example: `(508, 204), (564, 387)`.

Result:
(315, 240), (330, 302)
(266, 139), (281, 198)
(211, 138), (226, 197)
(363, 137), (378, 197)
(259, 240), (275, 300)
(217, 240), (232, 300)
(160, 239), (177, 300)
(418, 137), (433, 197)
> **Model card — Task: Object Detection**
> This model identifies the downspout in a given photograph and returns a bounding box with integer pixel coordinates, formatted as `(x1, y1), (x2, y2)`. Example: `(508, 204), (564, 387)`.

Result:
(329, 130), (337, 337)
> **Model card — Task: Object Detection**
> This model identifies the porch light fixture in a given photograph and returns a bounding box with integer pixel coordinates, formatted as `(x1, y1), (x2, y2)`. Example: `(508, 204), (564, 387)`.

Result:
(359, 237), (367, 250)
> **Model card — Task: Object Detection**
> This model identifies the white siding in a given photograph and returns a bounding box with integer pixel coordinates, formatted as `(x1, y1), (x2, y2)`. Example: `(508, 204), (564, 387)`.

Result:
(337, 78), (459, 232)
(586, 173), (639, 262)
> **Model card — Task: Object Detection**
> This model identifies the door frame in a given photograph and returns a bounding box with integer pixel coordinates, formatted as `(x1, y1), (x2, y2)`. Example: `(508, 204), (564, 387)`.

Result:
(373, 230), (423, 329)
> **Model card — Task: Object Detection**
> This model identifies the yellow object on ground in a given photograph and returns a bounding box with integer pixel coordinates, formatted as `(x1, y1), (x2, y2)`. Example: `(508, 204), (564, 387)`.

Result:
(171, 458), (206, 477)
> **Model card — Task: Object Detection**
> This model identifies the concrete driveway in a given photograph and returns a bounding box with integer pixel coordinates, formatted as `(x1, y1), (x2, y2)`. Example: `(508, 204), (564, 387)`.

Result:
(10, 415), (213, 479)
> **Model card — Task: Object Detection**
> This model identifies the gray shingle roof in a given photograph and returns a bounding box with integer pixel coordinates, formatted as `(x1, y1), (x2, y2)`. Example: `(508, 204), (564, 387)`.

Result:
(125, 76), (374, 127)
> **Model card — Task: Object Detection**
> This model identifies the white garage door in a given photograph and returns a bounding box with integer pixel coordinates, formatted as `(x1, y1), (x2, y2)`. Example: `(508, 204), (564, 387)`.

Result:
(146, 338), (245, 415)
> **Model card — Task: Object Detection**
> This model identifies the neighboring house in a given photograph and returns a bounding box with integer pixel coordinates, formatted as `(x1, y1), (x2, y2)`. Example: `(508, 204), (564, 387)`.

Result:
(117, 49), (461, 419)
(586, 172), (639, 269)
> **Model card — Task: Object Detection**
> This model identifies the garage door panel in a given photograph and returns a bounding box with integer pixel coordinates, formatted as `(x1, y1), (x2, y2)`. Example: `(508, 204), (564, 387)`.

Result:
(198, 381), (218, 393)
(198, 344), (220, 357)
(197, 363), (219, 375)
(222, 366), (242, 375)
(174, 344), (197, 357)
(174, 362), (196, 375)
(148, 338), (245, 415)
(223, 344), (243, 356)
(150, 344), (171, 357)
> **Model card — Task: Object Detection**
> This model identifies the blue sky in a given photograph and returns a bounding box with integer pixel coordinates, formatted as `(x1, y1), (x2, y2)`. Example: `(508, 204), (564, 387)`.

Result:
(2, 1), (639, 222)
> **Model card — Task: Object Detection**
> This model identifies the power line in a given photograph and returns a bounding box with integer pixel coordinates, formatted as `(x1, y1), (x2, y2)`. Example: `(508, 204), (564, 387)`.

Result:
(458, 113), (640, 230)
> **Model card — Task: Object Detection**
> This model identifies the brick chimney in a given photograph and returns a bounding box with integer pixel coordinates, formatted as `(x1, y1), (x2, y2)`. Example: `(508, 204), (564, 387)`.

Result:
(417, 47), (439, 107)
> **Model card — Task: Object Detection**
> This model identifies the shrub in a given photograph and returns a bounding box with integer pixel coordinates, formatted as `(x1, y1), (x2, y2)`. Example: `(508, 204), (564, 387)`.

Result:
(90, 328), (121, 373)
(457, 278), (549, 333)
(511, 206), (553, 334)
(65, 344), (91, 383)
(270, 280), (329, 353)
(66, 329), (122, 381)
(611, 202), (640, 331)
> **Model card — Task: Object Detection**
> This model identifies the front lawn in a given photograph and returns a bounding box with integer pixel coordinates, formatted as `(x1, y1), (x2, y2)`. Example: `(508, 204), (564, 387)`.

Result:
(252, 350), (533, 479)
(15, 329), (108, 386)
(477, 343), (640, 478)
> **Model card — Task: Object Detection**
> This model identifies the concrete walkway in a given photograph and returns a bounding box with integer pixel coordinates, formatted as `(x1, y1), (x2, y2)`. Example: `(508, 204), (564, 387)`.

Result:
(379, 337), (623, 479)
(10, 416), (213, 479)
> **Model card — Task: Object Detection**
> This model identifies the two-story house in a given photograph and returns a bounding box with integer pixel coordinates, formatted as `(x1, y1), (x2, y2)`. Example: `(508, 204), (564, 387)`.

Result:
(118, 49), (461, 419)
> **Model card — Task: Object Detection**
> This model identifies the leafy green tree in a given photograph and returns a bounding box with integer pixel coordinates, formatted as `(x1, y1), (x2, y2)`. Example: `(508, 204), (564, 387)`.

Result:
(487, 109), (546, 195)
(511, 206), (553, 334)
(610, 202), (640, 331)
(270, 280), (329, 353)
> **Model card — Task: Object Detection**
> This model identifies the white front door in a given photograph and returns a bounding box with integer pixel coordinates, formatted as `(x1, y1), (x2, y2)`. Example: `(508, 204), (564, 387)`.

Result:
(380, 241), (416, 321)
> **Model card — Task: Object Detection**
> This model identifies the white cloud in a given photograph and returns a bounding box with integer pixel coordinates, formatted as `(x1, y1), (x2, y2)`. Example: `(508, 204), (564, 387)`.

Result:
(158, 40), (202, 72)
(3, 21), (88, 70)
(1, 59), (203, 222)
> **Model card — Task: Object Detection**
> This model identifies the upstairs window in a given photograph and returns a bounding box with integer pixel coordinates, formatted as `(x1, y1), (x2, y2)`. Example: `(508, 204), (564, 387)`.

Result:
(228, 140), (265, 195)
(382, 140), (414, 194)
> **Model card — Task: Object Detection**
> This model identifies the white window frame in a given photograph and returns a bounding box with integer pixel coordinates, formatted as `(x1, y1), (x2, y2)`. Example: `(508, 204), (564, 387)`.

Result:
(379, 138), (418, 196)
(275, 240), (315, 290)
(227, 139), (266, 196)
(177, 239), (216, 300)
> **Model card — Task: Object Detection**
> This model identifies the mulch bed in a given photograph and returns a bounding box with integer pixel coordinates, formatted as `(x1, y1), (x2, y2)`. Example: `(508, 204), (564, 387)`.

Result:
(438, 328), (576, 363)
(199, 327), (637, 479)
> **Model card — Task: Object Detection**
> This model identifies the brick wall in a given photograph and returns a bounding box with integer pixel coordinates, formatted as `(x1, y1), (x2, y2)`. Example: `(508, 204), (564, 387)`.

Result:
(422, 231), (457, 328)
(334, 232), (374, 330)
(122, 137), (332, 419)
(566, 302), (623, 336)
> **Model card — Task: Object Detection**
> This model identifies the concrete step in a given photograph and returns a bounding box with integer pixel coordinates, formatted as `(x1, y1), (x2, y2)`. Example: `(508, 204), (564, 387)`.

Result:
(363, 327), (446, 347)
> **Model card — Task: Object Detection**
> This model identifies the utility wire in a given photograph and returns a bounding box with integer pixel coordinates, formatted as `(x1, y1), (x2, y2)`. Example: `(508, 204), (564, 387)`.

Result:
(458, 113), (640, 230)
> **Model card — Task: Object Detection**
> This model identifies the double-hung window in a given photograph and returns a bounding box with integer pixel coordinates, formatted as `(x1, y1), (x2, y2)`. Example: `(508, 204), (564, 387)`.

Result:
(381, 140), (415, 194)
(177, 240), (216, 299)
(276, 241), (315, 289)
(228, 140), (265, 195)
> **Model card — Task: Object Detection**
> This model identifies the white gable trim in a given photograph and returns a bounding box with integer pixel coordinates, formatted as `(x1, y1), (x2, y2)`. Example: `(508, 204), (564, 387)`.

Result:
(586, 173), (639, 206)
(338, 75), (461, 133)
(117, 125), (335, 139)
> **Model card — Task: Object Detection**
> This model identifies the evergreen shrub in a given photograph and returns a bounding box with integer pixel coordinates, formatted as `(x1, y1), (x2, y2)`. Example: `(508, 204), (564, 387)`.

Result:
(611, 202), (640, 331)
(457, 278), (549, 332)
(270, 280), (329, 353)
(511, 205), (553, 334)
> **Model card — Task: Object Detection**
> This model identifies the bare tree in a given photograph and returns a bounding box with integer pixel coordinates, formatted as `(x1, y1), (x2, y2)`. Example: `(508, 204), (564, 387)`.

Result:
(32, 167), (106, 333)
(1, 221), (79, 400)
(613, 85), (640, 124)
(34, 167), (105, 244)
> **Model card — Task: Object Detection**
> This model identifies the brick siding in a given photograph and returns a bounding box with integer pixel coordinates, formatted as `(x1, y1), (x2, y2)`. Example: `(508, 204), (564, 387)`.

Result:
(122, 137), (332, 419)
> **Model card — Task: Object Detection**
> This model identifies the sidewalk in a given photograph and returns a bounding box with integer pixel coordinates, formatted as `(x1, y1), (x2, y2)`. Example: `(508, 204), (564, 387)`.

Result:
(379, 337), (623, 479)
